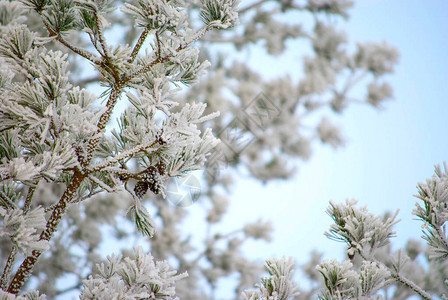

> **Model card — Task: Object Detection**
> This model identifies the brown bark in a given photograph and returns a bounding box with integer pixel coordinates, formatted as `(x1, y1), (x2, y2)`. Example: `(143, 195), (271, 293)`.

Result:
(7, 170), (85, 294)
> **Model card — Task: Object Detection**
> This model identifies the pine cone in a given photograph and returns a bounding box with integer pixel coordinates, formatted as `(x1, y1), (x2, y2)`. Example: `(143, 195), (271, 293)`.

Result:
(148, 181), (161, 195)
(137, 164), (165, 196)
(134, 181), (149, 198)
(157, 162), (166, 176)
(146, 165), (157, 175)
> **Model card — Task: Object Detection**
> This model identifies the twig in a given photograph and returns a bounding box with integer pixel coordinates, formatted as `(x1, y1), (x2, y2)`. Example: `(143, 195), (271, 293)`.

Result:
(100, 167), (137, 180)
(7, 170), (85, 294)
(7, 78), (124, 293)
(124, 25), (212, 82)
(0, 126), (14, 134)
(391, 274), (432, 300)
(128, 27), (150, 63)
(123, 55), (171, 82)
(88, 32), (104, 57)
(87, 140), (159, 173)
(90, 9), (124, 83)
(23, 183), (38, 213)
(42, 19), (101, 65)
(358, 252), (432, 300)
(93, 10), (111, 59)
(83, 87), (123, 166)
(6, 7), (224, 295)
(44, 202), (58, 213)
(75, 75), (103, 86)
(0, 246), (17, 290)
(72, 187), (105, 204)
(201, 36), (244, 44)
(0, 190), (17, 209)
(239, 0), (269, 14)
(344, 70), (368, 93)
(155, 30), (162, 59)
(219, 228), (242, 239)
(188, 26), (213, 44)
(435, 225), (448, 252)
(87, 174), (116, 193)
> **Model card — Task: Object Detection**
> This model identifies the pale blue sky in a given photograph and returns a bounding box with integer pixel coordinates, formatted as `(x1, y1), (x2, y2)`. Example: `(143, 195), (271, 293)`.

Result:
(201, 0), (448, 296)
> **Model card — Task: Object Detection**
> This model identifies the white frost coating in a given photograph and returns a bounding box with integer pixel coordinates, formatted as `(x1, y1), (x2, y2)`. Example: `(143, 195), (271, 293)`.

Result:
(325, 199), (400, 259)
(367, 81), (393, 107)
(0, 206), (49, 256)
(243, 220), (273, 242)
(80, 246), (187, 300)
(0, 289), (47, 300)
(1, 158), (41, 182)
(200, 0), (239, 29)
(317, 117), (344, 148)
(413, 163), (448, 260)
(242, 257), (299, 300)
(127, 78), (180, 117)
(316, 259), (362, 298)
(0, 0), (417, 298)
(316, 259), (391, 299)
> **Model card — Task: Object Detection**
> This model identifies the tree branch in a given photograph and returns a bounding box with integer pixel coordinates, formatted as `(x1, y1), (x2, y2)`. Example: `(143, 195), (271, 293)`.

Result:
(124, 55), (171, 82)
(42, 19), (101, 65)
(7, 76), (124, 293)
(7, 170), (85, 294)
(0, 190), (17, 209)
(0, 246), (17, 290)
(93, 10), (110, 59)
(435, 225), (448, 252)
(239, 0), (269, 14)
(83, 87), (123, 166)
(23, 182), (38, 213)
(74, 75), (102, 87)
(358, 252), (432, 300)
(391, 273), (432, 300)
(87, 140), (159, 173)
(0, 182), (40, 287)
(128, 27), (150, 63)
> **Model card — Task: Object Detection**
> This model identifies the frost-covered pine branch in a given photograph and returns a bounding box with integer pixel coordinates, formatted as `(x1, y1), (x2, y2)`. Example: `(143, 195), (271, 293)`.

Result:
(414, 162), (448, 261)
(0, 0), (238, 296)
(242, 163), (448, 300)
(325, 199), (399, 260)
(316, 259), (390, 299)
(80, 246), (187, 299)
(242, 257), (300, 300)
(0, 0), (404, 298)
(318, 164), (448, 299)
